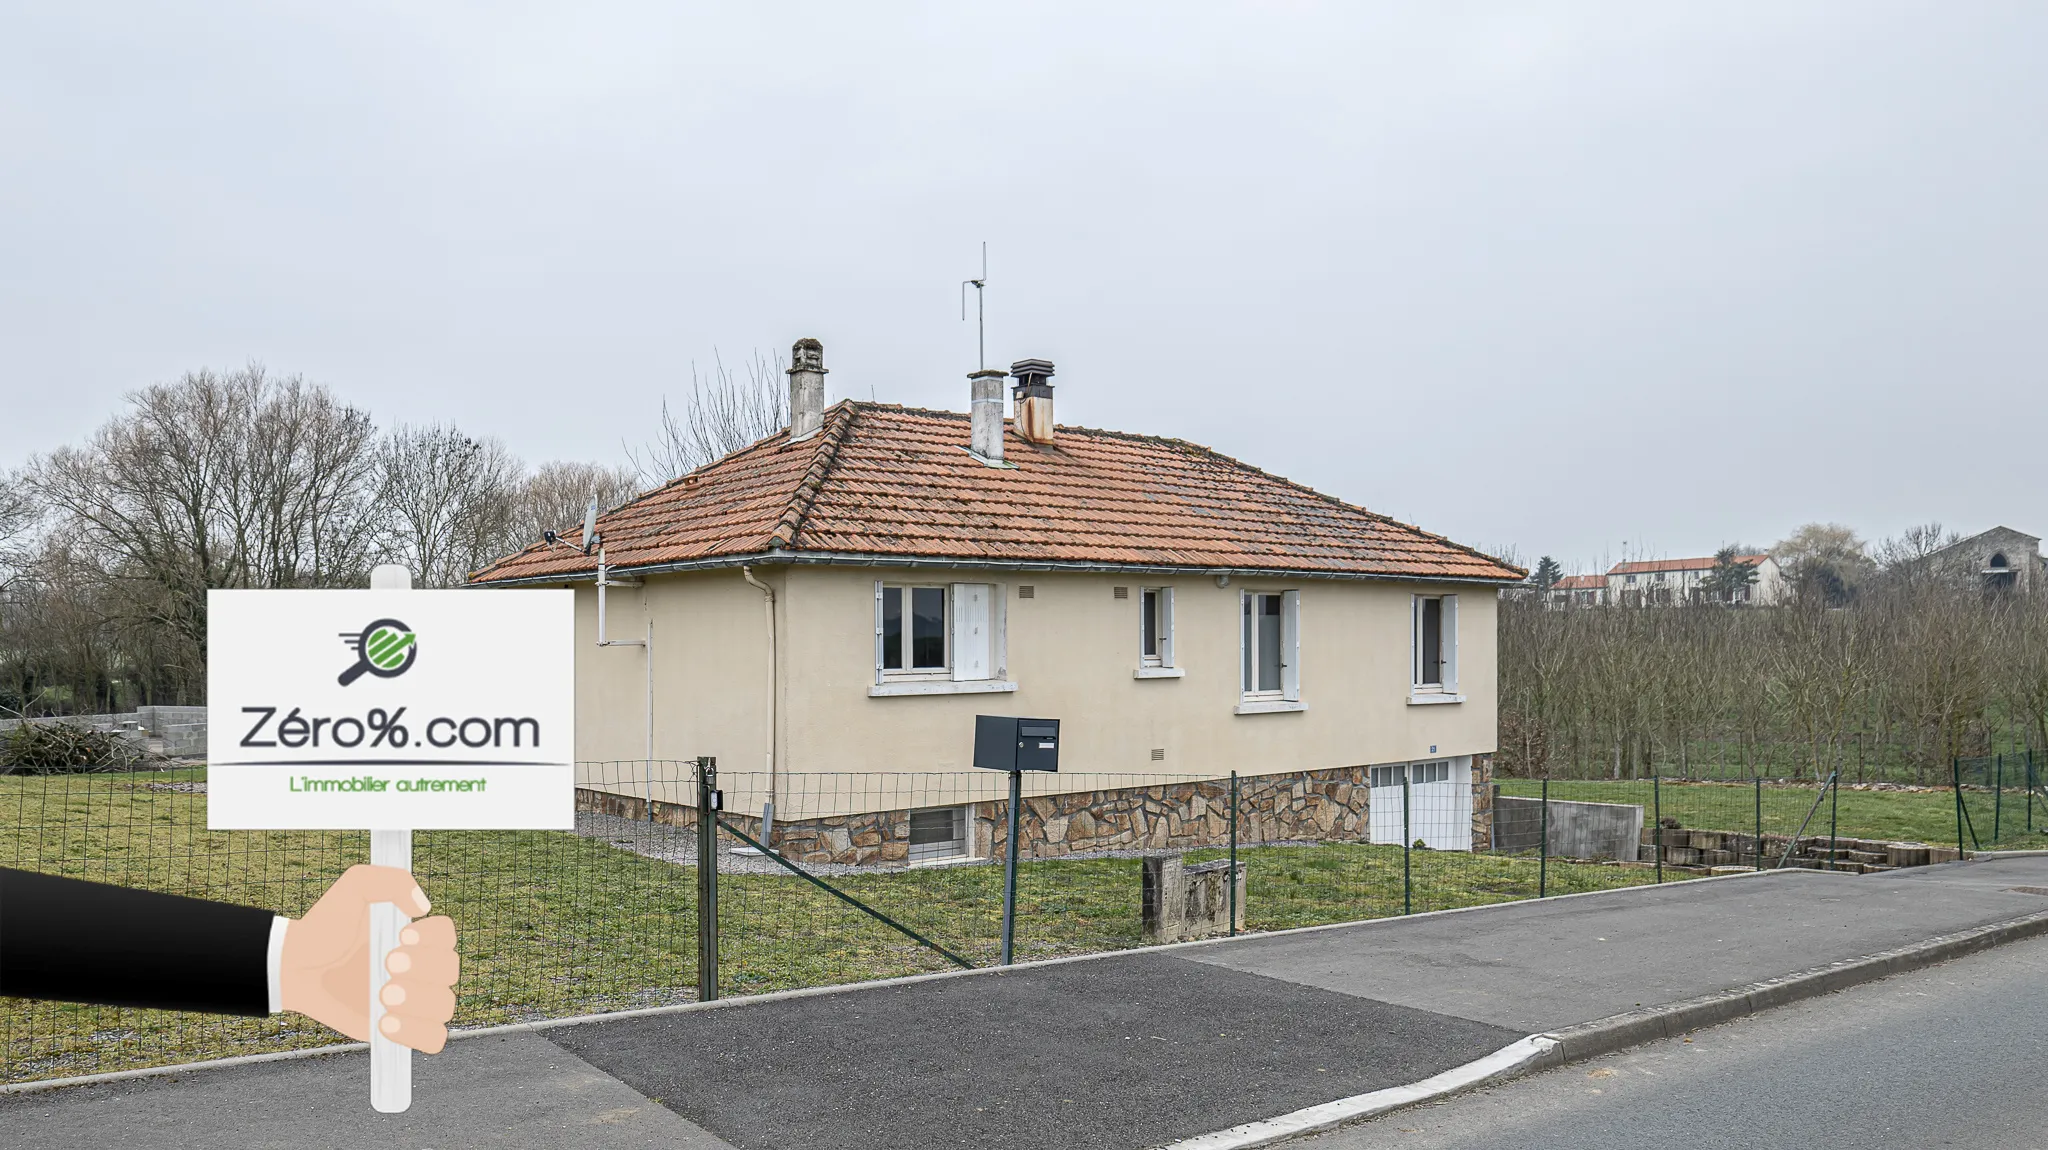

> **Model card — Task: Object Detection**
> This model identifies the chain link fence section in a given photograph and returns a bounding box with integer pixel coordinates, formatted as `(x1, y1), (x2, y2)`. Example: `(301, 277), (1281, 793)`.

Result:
(3, 755), (1986, 1085)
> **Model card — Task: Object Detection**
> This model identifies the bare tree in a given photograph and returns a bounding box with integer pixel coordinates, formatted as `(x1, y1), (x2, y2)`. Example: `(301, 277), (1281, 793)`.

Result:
(513, 461), (642, 547)
(27, 366), (382, 654)
(627, 349), (789, 484)
(0, 472), (37, 595)
(1871, 522), (1962, 594)
(376, 424), (523, 588)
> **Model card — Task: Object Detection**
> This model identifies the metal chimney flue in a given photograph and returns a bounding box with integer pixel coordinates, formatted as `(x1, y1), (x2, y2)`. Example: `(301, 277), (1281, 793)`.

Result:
(969, 368), (1007, 462)
(788, 338), (827, 440)
(1009, 359), (1055, 445)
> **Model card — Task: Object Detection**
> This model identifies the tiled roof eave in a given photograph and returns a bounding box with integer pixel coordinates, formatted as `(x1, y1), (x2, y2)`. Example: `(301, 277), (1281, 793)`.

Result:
(474, 546), (1526, 587)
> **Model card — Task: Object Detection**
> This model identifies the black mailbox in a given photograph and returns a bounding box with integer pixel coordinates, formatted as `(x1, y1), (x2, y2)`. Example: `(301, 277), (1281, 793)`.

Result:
(974, 715), (1061, 773)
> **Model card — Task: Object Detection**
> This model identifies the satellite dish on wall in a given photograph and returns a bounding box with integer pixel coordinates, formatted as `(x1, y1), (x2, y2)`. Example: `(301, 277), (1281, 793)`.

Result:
(581, 497), (600, 554)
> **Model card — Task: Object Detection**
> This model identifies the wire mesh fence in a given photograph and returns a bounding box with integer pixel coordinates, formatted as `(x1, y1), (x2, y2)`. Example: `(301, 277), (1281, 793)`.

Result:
(1955, 753), (2044, 853)
(0, 755), (1985, 1085)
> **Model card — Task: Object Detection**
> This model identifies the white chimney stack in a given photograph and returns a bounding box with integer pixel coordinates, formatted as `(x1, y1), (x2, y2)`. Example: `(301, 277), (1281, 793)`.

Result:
(968, 368), (1007, 462)
(787, 338), (827, 440)
(1009, 359), (1055, 445)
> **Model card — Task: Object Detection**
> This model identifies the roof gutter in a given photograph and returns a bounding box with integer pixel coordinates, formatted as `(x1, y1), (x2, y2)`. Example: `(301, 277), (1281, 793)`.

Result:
(475, 549), (1525, 589)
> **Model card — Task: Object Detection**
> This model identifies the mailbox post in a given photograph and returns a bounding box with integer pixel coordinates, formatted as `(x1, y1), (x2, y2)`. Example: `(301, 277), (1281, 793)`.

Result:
(974, 715), (1060, 965)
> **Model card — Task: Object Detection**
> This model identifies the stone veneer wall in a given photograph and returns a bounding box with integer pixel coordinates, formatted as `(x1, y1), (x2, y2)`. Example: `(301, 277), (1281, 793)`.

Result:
(574, 788), (763, 840)
(578, 757), (1495, 868)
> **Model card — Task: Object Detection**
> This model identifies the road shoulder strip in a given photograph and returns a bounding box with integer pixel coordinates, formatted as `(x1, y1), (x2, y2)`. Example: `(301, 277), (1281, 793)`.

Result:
(1158, 908), (2048, 1150)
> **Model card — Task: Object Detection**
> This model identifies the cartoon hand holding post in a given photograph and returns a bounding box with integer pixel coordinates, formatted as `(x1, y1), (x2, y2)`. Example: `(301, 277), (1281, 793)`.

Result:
(4, 567), (569, 1114)
(0, 864), (458, 1053)
(281, 864), (458, 1053)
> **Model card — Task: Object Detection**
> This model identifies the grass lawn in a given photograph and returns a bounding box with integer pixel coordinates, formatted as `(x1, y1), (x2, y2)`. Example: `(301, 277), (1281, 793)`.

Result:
(1495, 777), (2044, 850)
(2, 769), (1660, 1083)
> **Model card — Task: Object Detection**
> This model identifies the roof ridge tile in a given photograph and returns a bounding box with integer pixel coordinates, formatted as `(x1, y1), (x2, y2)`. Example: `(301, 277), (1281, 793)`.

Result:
(771, 402), (857, 548)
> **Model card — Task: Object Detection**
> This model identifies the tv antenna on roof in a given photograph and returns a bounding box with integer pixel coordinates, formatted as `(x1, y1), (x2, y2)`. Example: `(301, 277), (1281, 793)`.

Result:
(960, 242), (987, 371)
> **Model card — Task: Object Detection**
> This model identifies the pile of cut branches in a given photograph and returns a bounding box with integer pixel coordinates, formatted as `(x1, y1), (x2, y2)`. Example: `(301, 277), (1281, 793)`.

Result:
(0, 722), (165, 774)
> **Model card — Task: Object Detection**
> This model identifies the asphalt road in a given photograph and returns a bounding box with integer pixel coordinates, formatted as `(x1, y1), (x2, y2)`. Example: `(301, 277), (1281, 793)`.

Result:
(1297, 931), (2048, 1150)
(549, 953), (1520, 1150)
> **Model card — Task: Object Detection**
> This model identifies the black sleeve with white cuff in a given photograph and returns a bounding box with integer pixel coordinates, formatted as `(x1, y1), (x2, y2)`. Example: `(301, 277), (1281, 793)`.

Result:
(0, 867), (289, 1017)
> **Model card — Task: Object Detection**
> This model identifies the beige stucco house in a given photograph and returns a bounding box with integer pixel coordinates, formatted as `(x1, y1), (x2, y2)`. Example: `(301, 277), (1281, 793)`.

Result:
(472, 342), (1524, 864)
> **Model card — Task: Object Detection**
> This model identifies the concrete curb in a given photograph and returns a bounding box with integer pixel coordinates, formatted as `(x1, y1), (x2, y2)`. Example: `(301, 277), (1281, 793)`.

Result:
(1155, 908), (2048, 1150)
(1530, 908), (2048, 1068)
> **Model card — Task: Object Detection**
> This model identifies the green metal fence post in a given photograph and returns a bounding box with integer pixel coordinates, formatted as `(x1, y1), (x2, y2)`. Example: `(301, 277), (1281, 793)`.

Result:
(1402, 770), (1412, 916)
(1228, 771), (1239, 938)
(1754, 775), (1764, 871)
(1000, 768), (1023, 965)
(695, 755), (719, 1003)
(1538, 776), (1549, 898)
(1828, 770), (1839, 871)
(1954, 758), (1965, 855)
(1995, 753), (2004, 845)
(1652, 772), (1662, 884)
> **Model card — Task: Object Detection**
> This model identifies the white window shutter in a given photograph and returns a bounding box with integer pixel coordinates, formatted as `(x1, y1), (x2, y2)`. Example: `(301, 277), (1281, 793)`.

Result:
(874, 580), (885, 684)
(1239, 590), (1251, 693)
(992, 583), (1008, 680)
(1443, 594), (1459, 693)
(1411, 595), (1423, 687)
(1159, 587), (1175, 668)
(951, 583), (991, 681)
(1280, 589), (1301, 701)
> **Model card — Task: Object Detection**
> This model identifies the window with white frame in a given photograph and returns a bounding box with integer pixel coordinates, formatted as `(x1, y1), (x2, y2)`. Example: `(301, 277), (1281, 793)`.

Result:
(1139, 587), (1175, 668)
(907, 805), (968, 862)
(1412, 594), (1459, 692)
(875, 582), (1003, 683)
(1240, 590), (1300, 699)
(879, 584), (949, 675)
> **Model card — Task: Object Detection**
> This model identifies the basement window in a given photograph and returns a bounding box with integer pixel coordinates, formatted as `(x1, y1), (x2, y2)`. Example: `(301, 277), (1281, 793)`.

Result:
(907, 805), (968, 863)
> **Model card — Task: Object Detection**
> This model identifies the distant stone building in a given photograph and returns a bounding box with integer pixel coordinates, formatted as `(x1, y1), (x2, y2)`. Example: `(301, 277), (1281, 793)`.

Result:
(1922, 526), (2042, 594)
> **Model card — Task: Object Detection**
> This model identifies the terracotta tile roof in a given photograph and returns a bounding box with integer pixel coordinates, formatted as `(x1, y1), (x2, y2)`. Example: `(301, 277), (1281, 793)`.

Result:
(470, 402), (1523, 585)
(1552, 574), (1607, 591)
(1608, 554), (1769, 576)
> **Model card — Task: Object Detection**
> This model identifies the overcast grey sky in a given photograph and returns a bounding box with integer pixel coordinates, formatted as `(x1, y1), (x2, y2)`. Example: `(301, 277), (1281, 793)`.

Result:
(4, 3), (2042, 572)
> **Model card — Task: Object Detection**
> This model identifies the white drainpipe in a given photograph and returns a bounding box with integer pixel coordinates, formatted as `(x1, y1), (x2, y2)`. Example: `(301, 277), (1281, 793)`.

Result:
(740, 565), (777, 848)
(596, 549), (653, 763)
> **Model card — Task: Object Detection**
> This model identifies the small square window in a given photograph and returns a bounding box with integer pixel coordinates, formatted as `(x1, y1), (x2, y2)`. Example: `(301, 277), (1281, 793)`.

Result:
(907, 805), (967, 862)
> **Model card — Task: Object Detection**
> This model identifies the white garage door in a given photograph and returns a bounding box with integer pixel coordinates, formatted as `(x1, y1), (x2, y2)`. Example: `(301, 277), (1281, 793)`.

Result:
(1368, 758), (1471, 851)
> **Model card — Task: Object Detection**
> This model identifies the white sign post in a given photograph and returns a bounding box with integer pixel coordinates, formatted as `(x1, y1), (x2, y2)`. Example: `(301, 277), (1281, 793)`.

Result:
(207, 568), (574, 1113)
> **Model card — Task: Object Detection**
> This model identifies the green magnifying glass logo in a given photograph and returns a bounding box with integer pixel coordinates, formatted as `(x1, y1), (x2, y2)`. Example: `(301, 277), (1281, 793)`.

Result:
(338, 618), (417, 686)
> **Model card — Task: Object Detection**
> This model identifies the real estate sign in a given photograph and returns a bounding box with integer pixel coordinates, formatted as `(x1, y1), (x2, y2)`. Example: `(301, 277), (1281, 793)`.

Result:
(206, 589), (575, 830)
